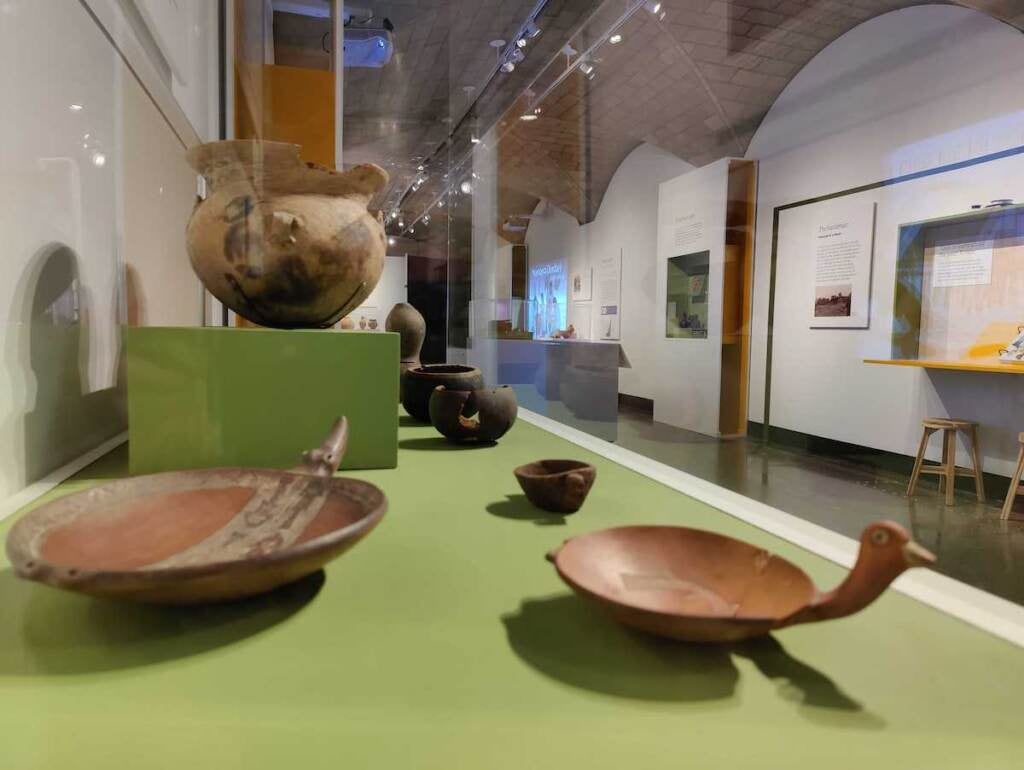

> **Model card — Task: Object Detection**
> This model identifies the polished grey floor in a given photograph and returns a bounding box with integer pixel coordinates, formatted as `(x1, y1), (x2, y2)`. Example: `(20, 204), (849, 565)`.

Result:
(613, 408), (1024, 607)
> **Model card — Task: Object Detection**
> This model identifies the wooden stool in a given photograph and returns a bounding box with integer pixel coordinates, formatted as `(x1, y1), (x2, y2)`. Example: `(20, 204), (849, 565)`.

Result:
(1001, 432), (1024, 520)
(907, 418), (985, 505)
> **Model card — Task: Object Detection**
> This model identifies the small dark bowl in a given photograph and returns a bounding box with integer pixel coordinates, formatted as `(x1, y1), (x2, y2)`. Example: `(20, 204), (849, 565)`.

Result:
(514, 459), (596, 513)
(401, 364), (484, 422)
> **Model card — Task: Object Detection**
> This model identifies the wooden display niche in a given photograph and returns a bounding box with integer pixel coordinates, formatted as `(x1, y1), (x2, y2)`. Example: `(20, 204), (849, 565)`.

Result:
(720, 160), (757, 435)
(866, 203), (1024, 375)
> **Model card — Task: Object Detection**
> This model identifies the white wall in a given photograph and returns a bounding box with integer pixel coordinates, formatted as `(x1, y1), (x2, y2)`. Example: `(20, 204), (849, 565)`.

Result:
(0, 1), (206, 505)
(654, 159), (731, 435)
(524, 143), (693, 400)
(747, 5), (1024, 475)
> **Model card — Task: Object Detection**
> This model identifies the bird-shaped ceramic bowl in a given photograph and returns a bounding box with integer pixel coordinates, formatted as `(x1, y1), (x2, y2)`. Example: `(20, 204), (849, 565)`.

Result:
(5, 418), (386, 604)
(546, 521), (935, 642)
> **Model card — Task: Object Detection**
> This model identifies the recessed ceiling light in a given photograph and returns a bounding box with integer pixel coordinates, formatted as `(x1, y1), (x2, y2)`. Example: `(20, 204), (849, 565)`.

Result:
(609, 34), (622, 45)
(388, 236), (396, 246)
(91, 151), (106, 167)
(470, 136), (480, 144)
(69, 104), (83, 112)
(460, 180), (473, 195)
(520, 114), (538, 122)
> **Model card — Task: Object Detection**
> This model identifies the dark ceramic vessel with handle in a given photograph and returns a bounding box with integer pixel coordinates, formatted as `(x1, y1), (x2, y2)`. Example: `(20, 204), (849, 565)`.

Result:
(429, 385), (518, 443)
(514, 460), (596, 513)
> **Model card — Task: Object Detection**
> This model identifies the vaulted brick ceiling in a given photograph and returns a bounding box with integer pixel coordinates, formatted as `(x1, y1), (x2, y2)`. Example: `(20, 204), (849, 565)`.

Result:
(397, 0), (1024, 241)
(372, 0), (1024, 243)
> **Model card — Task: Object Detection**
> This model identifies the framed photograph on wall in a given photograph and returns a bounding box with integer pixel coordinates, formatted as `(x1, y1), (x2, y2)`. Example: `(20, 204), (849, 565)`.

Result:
(571, 268), (592, 301)
(808, 200), (876, 328)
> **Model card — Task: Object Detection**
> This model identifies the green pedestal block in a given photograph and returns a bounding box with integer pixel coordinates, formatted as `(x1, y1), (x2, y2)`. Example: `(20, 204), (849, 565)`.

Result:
(126, 327), (398, 474)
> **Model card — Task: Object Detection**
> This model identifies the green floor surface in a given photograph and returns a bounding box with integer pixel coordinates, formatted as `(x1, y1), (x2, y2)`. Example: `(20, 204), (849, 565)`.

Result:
(1, 416), (1020, 769)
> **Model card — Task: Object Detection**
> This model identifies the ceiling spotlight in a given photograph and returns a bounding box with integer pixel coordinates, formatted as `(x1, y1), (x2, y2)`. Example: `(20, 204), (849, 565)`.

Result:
(423, 215), (431, 225)
(516, 37), (527, 49)
(68, 103), (83, 112)
(460, 180), (473, 195)
(398, 217), (405, 227)
(387, 236), (396, 246)
(579, 62), (594, 76)
(510, 48), (525, 65)
(437, 199), (445, 208)
(470, 136), (480, 144)
(520, 114), (538, 122)
(609, 33), (622, 45)
(525, 20), (541, 39)
(500, 60), (515, 73)
(91, 151), (107, 167)
(417, 164), (425, 171)
(644, 1), (662, 13)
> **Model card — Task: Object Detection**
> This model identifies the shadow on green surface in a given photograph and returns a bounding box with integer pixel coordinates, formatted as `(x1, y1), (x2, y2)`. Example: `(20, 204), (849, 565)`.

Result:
(398, 415), (426, 428)
(504, 594), (885, 726)
(487, 495), (567, 526)
(731, 636), (885, 728)
(503, 594), (738, 702)
(399, 436), (495, 451)
(0, 568), (324, 676)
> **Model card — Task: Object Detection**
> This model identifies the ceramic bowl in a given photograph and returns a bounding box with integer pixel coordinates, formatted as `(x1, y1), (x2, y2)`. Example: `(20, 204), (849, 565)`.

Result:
(514, 459), (596, 513)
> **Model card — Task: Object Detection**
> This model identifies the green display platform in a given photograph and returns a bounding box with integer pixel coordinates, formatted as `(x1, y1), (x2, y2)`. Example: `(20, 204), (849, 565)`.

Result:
(1, 417), (1021, 769)
(126, 327), (398, 473)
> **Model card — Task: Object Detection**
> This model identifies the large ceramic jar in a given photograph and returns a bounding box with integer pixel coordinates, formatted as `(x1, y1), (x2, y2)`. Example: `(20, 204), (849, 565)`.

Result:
(185, 140), (389, 329)
(386, 302), (426, 374)
(401, 365), (483, 423)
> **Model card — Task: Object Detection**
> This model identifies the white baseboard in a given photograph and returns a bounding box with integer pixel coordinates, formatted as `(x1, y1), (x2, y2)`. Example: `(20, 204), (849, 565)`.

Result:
(0, 432), (129, 525)
(519, 408), (1024, 648)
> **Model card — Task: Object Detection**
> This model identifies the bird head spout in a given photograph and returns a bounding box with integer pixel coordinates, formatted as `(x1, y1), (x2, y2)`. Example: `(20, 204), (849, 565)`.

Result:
(861, 521), (936, 570)
(782, 520), (936, 629)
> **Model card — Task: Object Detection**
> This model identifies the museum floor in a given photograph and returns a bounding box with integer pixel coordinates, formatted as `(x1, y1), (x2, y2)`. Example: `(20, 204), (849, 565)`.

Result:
(614, 407), (1024, 606)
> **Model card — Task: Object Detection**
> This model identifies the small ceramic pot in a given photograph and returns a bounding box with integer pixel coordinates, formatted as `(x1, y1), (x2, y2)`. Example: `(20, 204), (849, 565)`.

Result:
(429, 385), (517, 443)
(514, 460), (596, 513)
(401, 364), (484, 422)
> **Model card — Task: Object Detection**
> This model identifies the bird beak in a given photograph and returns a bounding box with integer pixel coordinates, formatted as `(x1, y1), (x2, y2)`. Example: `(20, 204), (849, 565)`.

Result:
(902, 541), (936, 567)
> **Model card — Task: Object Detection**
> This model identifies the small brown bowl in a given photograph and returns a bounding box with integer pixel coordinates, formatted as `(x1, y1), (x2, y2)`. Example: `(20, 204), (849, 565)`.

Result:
(514, 460), (596, 513)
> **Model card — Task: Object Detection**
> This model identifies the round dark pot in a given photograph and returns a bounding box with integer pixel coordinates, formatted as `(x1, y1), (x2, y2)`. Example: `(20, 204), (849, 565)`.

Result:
(401, 364), (484, 422)
(429, 385), (517, 443)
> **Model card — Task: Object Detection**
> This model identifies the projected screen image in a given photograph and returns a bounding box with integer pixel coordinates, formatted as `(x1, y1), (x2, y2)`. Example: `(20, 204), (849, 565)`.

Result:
(528, 261), (567, 338)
